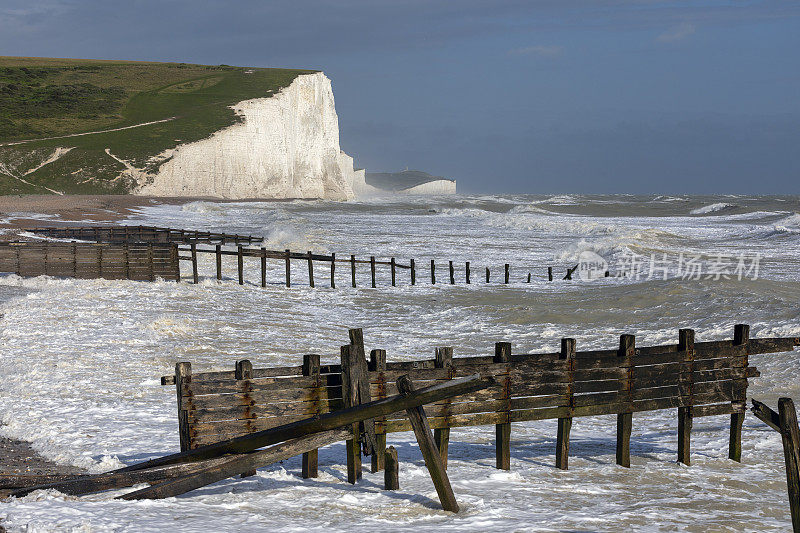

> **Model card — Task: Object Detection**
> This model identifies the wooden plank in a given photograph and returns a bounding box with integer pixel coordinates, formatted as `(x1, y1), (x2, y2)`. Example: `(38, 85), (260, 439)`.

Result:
(433, 347), (453, 470)
(122, 374), (491, 473)
(556, 338), (576, 470)
(119, 428), (352, 500)
(370, 349), (388, 473)
(182, 387), (335, 411)
(617, 334), (634, 468)
(191, 243), (198, 284)
(751, 398), (781, 432)
(302, 354), (321, 479)
(285, 249), (291, 287)
(396, 375), (459, 513)
(235, 360), (257, 477)
(677, 328), (695, 466)
(341, 344), (362, 483)
(330, 252), (336, 288)
(175, 363), (192, 451)
(182, 375), (316, 396)
(779, 398), (800, 532)
(730, 324), (749, 462)
(494, 341), (511, 470)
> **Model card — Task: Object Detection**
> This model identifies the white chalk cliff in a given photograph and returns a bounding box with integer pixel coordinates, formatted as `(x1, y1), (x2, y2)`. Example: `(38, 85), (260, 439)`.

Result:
(136, 72), (361, 200)
(398, 179), (456, 195)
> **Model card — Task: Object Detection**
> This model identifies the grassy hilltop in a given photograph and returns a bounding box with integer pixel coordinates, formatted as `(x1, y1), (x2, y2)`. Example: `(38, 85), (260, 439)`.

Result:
(0, 57), (313, 194)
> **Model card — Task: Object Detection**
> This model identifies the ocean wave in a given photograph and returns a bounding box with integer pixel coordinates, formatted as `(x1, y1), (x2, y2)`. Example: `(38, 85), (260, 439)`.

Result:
(770, 213), (800, 235)
(690, 202), (738, 215)
(651, 195), (688, 203)
(180, 201), (225, 214)
(529, 194), (583, 206)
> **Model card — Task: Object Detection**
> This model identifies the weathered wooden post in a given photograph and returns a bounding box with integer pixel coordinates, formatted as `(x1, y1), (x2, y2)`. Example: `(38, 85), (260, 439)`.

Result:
(449, 261), (455, 284)
(147, 243), (155, 281)
(370, 256), (376, 288)
(779, 398), (800, 532)
(730, 324), (750, 462)
(391, 258), (396, 287)
(260, 248), (267, 288)
(190, 243), (199, 284)
(174, 362), (192, 452)
(527, 273), (531, 283)
(431, 260), (436, 284)
(504, 264), (510, 284)
(285, 249), (291, 288)
(396, 375), (459, 513)
(465, 262), (471, 284)
(235, 360), (256, 477)
(617, 334), (635, 467)
(486, 267), (490, 283)
(556, 338), (575, 470)
(410, 258), (416, 285)
(434, 347), (453, 469)
(384, 446), (399, 490)
(341, 344), (362, 484)
(215, 244), (222, 280)
(330, 253), (335, 289)
(495, 341), (512, 470)
(237, 246), (244, 285)
(351, 254), (357, 288)
(370, 348), (387, 473)
(302, 354), (321, 478)
(548, 266), (553, 281)
(307, 251), (314, 288)
(678, 328), (695, 465)
(124, 242), (131, 280)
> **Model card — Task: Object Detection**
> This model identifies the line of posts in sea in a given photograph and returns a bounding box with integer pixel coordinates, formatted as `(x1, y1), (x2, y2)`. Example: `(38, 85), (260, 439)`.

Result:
(179, 243), (582, 288)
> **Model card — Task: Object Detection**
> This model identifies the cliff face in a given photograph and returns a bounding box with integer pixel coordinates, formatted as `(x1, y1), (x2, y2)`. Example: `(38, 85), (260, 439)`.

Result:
(136, 72), (360, 200)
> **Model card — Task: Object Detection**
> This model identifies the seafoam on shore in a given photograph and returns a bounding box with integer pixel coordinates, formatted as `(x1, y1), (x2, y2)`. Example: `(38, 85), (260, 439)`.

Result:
(1, 193), (799, 531)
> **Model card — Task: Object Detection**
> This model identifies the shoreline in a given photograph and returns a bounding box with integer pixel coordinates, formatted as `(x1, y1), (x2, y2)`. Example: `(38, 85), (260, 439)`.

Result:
(0, 194), (322, 240)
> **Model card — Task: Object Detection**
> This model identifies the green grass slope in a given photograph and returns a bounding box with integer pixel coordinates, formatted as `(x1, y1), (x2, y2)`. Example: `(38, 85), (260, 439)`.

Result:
(0, 57), (314, 194)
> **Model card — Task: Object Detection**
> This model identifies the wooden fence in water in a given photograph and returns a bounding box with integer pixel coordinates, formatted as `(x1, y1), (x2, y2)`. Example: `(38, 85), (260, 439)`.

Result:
(176, 243), (575, 287)
(162, 324), (798, 480)
(28, 226), (263, 246)
(19, 226), (579, 286)
(0, 241), (179, 281)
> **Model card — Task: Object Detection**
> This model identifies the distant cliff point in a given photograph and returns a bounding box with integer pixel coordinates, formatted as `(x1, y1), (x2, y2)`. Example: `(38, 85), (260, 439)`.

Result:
(365, 169), (456, 195)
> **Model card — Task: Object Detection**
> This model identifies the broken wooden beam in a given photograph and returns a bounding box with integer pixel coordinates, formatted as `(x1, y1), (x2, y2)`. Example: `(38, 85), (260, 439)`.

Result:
(397, 375), (459, 513)
(119, 429), (351, 500)
(117, 373), (491, 473)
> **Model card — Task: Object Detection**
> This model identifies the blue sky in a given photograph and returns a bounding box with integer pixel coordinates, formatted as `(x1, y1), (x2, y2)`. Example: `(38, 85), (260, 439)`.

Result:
(1, 1), (798, 193)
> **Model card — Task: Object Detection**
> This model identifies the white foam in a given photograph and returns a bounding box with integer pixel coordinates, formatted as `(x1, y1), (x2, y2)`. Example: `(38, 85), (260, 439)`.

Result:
(690, 202), (738, 215)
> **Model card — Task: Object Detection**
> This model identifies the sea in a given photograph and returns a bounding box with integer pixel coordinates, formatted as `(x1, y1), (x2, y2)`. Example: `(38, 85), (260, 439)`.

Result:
(1, 193), (799, 531)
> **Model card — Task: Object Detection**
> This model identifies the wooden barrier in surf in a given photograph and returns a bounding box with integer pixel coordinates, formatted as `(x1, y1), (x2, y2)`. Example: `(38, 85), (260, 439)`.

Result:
(28, 225), (263, 246)
(161, 325), (798, 479)
(0, 241), (179, 281)
(23, 225), (579, 286)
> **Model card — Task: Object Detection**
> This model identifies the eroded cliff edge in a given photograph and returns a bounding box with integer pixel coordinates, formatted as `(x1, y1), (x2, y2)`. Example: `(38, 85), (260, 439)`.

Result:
(136, 72), (364, 200)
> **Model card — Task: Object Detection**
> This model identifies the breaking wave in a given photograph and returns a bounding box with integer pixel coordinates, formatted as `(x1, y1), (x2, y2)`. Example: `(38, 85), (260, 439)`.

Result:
(690, 202), (738, 215)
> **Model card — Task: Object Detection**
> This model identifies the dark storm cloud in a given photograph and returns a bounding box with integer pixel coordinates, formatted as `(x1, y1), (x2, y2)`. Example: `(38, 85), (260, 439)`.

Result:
(2, 1), (799, 193)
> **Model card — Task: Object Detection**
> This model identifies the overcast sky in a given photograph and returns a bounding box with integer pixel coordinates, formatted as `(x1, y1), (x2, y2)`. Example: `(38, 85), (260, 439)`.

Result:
(2, 1), (798, 194)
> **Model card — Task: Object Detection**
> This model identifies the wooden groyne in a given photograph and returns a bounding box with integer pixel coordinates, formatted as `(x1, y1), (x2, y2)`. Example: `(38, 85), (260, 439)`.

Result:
(10, 323), (800, 520)
(28, 226), (263, 246)
(9, 225), (580, 286)
(0, 241), (179, 281)
(161, 324), (795, 470)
